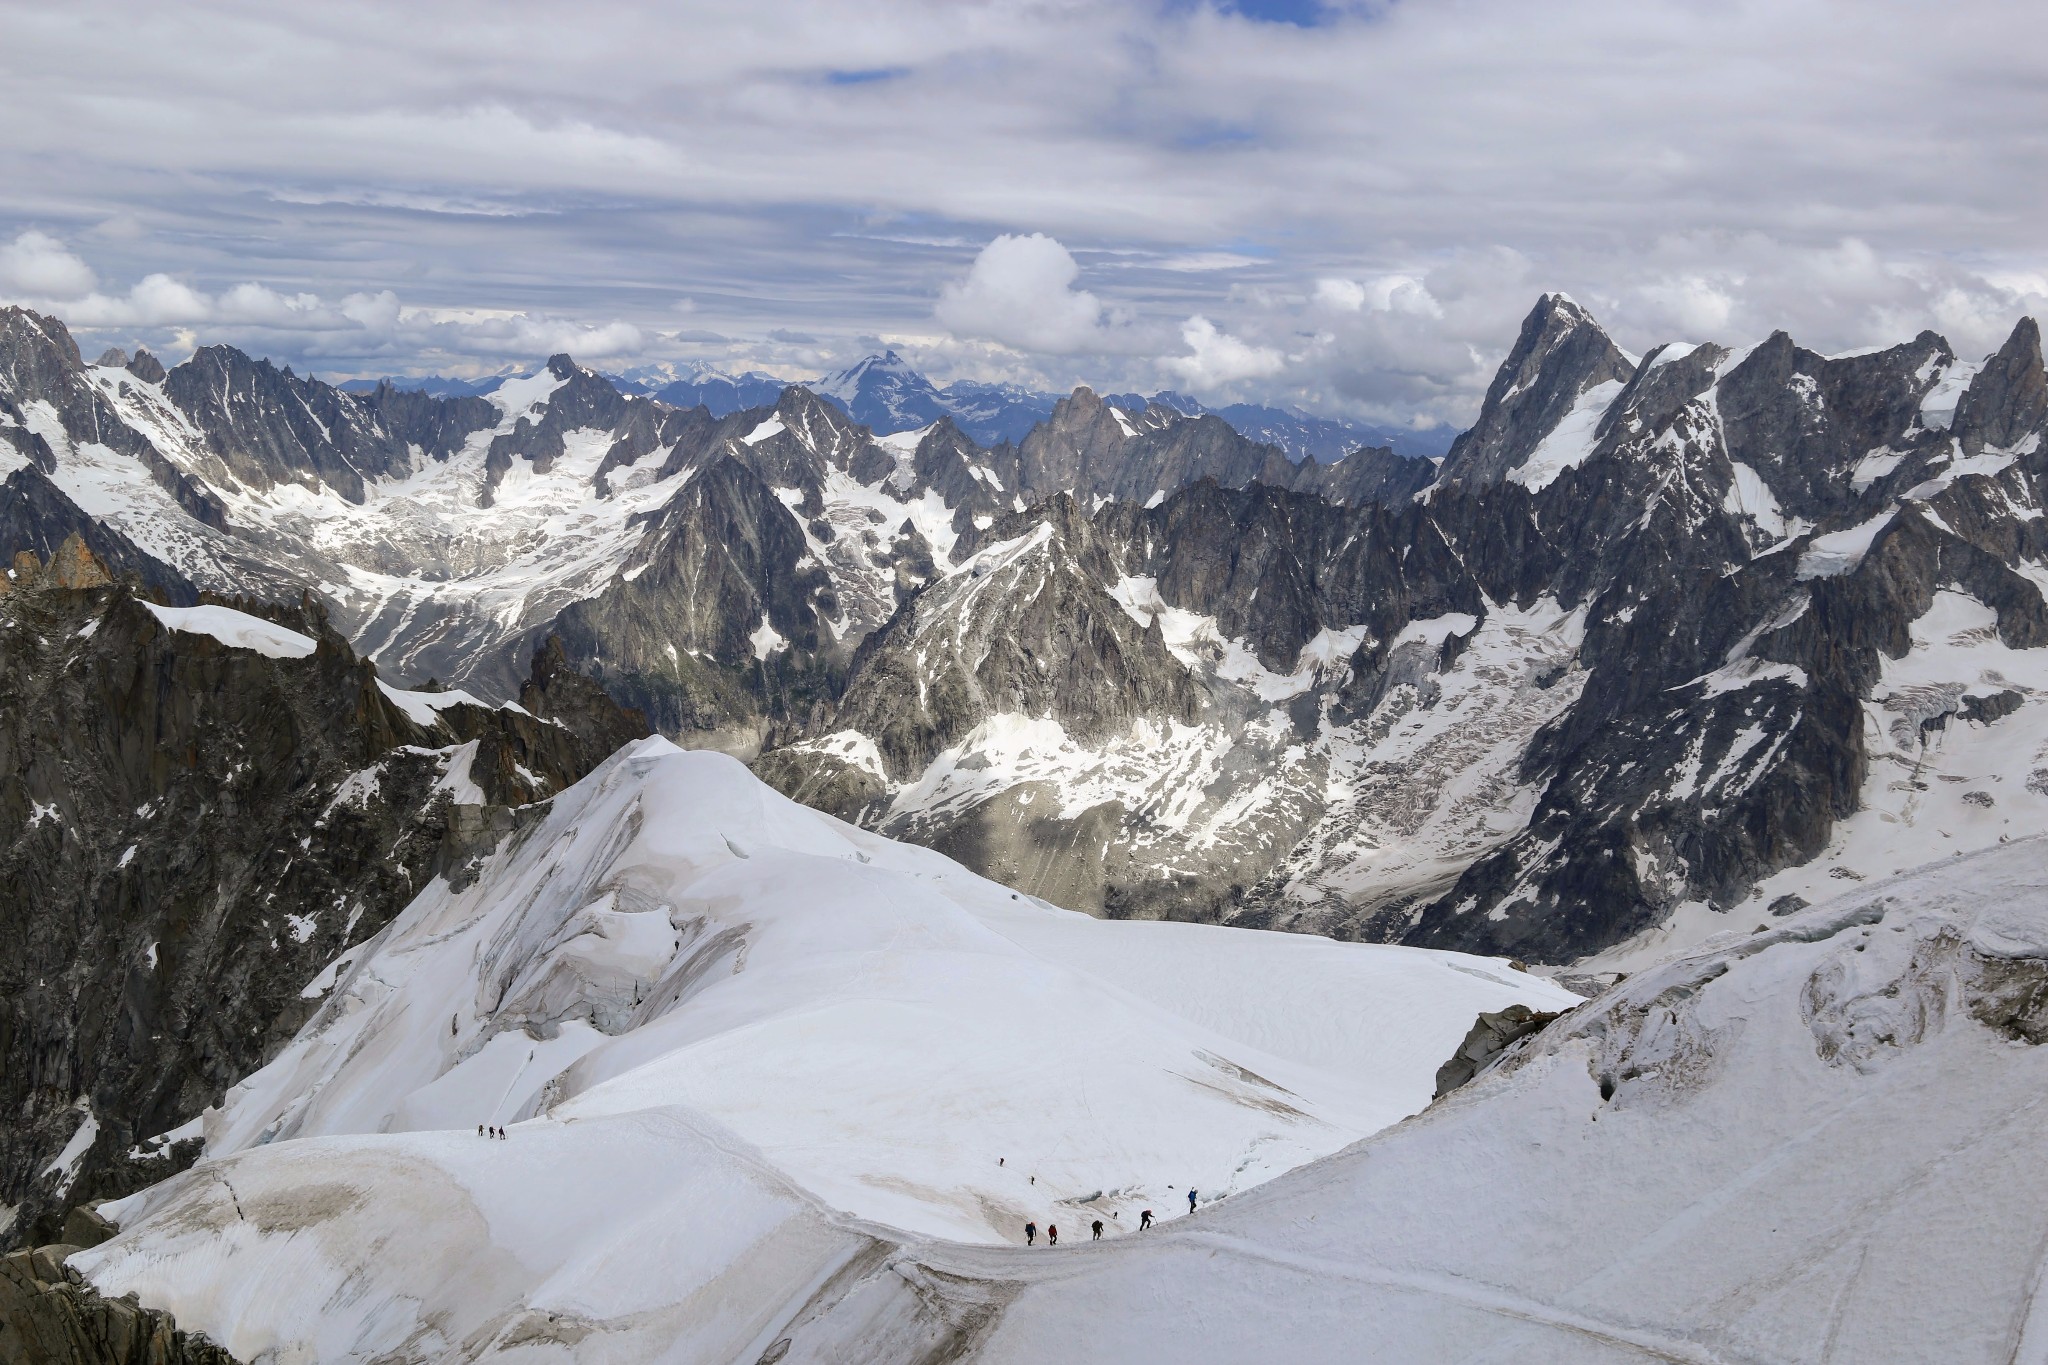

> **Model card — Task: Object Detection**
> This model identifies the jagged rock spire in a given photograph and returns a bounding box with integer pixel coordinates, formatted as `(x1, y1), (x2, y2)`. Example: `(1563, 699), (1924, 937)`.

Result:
(1954, 316), (2045, 454)
(1435, 293), (1636, 487)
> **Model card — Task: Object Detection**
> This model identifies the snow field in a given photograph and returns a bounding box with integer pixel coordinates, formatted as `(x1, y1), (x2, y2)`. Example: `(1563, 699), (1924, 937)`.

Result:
(142, 602), (317, 659)
(76, 739), (1569, 1360)
(951, 840), (2048, 1363)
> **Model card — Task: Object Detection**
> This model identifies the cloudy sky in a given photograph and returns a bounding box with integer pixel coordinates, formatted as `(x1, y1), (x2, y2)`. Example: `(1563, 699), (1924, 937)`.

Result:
(1, 0), (2043, 430)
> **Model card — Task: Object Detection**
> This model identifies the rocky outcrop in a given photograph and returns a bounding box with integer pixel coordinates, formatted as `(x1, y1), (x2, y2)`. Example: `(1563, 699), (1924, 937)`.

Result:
(519, 634), (652, 757)
(1954, 317), (2047, 456)
(1285, 444), (1438, 506)
(0, 551), (638, 1250)
(547, 455), (843, 753)
(0, 479), (193, 603)
(480, 354), (630, 505)
(762, 294), (2048, 966)
(12, 296), (2048, 971)
(819, 494), (1203, 782)
(0, 309), (229, 534)
(163, 346), (433, 503)
(1432, 1002), (1562, 1098)
(0, 1244), (236, 1365)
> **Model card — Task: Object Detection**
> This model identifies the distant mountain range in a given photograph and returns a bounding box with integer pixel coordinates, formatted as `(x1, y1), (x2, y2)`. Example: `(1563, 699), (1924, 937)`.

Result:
(343, 350), (1454, 459)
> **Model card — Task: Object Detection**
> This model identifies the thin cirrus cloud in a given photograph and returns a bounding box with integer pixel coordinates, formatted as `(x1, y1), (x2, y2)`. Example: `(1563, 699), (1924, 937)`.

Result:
(0, 0), (2041, 422)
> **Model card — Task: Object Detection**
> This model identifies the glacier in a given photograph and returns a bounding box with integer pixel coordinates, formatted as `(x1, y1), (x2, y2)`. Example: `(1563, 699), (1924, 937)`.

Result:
(72, 738), (1569, 1360)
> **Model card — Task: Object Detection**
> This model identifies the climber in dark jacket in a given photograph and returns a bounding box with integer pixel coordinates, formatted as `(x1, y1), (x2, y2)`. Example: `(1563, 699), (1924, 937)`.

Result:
(1140, 1209), (1153, 1230)
(1091, 1220), (1104, 1241)
(1188, 1188), (1198, 1212)
(1025, 1222), (1037, 1246)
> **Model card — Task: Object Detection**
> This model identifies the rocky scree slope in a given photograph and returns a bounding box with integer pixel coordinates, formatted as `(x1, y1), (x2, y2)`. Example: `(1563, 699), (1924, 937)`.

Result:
(763, 295), (2048, 966)
(0, 540), (641, 1252)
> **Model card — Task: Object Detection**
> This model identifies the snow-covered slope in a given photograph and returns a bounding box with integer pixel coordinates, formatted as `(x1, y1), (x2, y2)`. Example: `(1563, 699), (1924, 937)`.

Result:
(69, 738), (1568, 1359)
(74, 780), (2048, 1363)
(918, 835), (2048, 1363)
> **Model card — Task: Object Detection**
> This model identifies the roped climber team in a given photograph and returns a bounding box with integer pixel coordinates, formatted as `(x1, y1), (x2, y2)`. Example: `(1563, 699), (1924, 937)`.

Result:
(1011, 1160), (1202, 1246)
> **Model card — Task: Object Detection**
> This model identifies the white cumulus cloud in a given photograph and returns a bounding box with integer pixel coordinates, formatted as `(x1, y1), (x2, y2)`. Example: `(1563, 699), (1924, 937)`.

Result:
(0, 231), (98, 298)
(0, 232), (647, 370)
(936, 233), (1141, 355)
(1162, 315), (1285, 389)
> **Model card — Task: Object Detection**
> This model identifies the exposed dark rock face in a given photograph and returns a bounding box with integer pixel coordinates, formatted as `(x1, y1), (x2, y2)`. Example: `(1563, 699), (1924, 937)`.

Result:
(1433, 294), (1638, 491)
(817, 494), (1204, 782)
(1433, 293), (1636, 487)
(12, 296), (2048, 972)
(1003, 387), (1282, 504)
(0, 307), (1437, 749)
(519, 634), (653, 758)
(354, 380), (498, 464)
(0, 472), (196, 604)
(901, 417), (1008, 532)
(549, 456), (841, 752)
(1433, 1003), (1563, 1099)
(1286, 444), (1439, 506)
(163, 346), (443, 504)
(0, 309), (230, 534)
(0, 548), (636, 1251)
(1954, 316), (2046, 455)
(480, 354), (630, 506)
(1, 1245), (237, 1365)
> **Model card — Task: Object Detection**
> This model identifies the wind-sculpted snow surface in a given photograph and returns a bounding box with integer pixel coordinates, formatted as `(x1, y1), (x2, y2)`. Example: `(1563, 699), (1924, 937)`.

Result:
(71, 739), (1570, 1361)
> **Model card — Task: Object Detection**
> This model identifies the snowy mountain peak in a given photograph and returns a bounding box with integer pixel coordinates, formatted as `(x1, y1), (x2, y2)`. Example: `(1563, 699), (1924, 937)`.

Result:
(814, 348), (915, 398)
(1954, 314), (2046, 455)
(809, 349), (949, 434)
(1435, 293), (1641, 486)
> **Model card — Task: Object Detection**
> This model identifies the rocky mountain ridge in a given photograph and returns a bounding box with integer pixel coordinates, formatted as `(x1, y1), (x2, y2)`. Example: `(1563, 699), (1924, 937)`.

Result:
(0, 537), (642, 1253)
(0, 306), (1424, 742)
(763, 295), (2048, 966)
(12, 295), (2048, 973)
